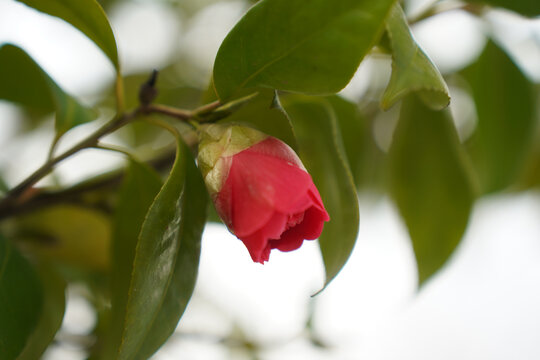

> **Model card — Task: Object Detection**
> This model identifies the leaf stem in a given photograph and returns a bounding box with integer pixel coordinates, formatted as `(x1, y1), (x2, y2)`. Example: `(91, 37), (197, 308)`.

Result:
(144, 104), (192, 120)
(115, 73), (126, 113)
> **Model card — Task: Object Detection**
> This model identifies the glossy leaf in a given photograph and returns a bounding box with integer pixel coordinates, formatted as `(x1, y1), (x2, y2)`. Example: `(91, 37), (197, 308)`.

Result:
(213, 0), (396, 100)
(221, 90), (297, 149)
(15, 0), (120, 69)
(465, 0), (540, 16)
(0, 44), (96, 135)
(382, 4), (449, 110)
(0, 235), (43, 359)
(388, 95), (476, 285)
(136, 149), (208, 360)
(17, 265), (66, 360)
(105, 160), (163, 359)
(463, 41), (536, 193)
(281, 95), (359, 289)
(118, 138), (205, 359)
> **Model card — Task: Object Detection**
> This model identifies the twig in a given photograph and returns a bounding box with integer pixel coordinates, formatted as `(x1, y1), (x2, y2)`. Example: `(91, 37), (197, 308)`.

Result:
(0, 109), (141, 208)
(0, 149), (177, 220)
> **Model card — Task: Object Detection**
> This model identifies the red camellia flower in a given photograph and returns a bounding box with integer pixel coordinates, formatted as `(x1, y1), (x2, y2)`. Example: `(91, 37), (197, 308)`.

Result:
(198, 124), (330, 263)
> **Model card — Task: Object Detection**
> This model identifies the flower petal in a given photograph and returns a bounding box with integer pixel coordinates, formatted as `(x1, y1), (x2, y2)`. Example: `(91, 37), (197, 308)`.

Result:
(245, 137), (305, 169)
(271, 206), (328, 252)
(241, 232), (271, 263)
(228, 150), (312, 237)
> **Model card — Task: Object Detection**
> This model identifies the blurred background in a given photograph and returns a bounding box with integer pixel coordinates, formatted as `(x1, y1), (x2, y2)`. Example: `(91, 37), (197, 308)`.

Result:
(1, 0), (540, 358)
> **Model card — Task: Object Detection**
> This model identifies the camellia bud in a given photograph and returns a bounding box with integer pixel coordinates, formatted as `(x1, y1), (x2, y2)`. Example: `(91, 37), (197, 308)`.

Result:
(198, 123), (330, 263)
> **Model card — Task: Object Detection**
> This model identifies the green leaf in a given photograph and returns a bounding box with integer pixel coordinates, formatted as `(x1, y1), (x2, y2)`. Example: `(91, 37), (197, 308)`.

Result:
(0, 176), (8, 195)
(136, 149), (208, 360)
(213, 0), (397, 100)
(15, 0), (120, 70)
(280, 94), (359, 289)
(388, 95), (476, 285)
(382, 4), (449, 110)
(464, 0), (540, 16)
(117, 138), (207, 359)
(104, 160), (163, 359)
(15, 205), (111, 271)
(463, 41), (537, 193)
(221, 90), (297, 149)
(0, 235), (43, 360)
(0, 44), (96, 136)
(324, 95), (366, 187)
(17, 265), (66, 360)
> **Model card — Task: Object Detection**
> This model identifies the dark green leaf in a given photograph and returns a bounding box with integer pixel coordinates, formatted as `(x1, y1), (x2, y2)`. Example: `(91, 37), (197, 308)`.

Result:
(0, 44), (96, 135)
(136, 149), (208, 360)
(280, 95), (359, 289)
(463, 41), (537, 193)
(213, 0), (397, 100)
(104, 160), (162, 359)
(518, 139), (540, 189)
(0, 176), (8, 195)
(465, 0), (540, 16)
(15, 0), (120, 69)
(117, 138), (205, 359)
(0, 235), (43, 359)
(388, 95), (476, 285)
(382, 4), (449, 110)
(17, 265), (66, 360)
(221, 90), (297, 149)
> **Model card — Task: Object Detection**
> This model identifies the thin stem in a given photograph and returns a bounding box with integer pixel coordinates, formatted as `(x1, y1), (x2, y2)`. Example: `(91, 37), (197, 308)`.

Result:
(0, 91), (245, 219)
(191, 100), (221, 117)
(144, 117), (181, 139)
(0, 149), (177, 220)
(94, 142), (137, 160)
(144, 104), (192, 120)
(1, 109), (140, 207)
(115, 73), (126, 113)
(47, 133), (61, 162)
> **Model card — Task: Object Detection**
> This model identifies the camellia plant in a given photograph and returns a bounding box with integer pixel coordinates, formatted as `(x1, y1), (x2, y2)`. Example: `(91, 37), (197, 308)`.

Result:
(0, 0), (539, 359)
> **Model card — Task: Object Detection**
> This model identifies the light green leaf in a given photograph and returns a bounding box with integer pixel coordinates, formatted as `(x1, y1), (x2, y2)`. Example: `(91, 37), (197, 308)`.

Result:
(117, 138), (205, 359)
(280, 94), (359, 289)
(388, 95), (476, 285)
(463, 41), (537, 193)
(104, 160), (163, 359)
(465, 0), (540, 16)
(0, 235), (43, 359)
(15, 205), (111, 271)
(382, 4), (449, 110)
(0, 44), (96, 136)
(213, 0), (397, 100)
(15, 0), (120, 70)
(17, 265), (66, 360)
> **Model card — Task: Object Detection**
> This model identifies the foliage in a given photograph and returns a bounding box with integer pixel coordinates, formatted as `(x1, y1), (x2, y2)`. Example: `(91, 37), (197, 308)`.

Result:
(0, 0), (539, 358)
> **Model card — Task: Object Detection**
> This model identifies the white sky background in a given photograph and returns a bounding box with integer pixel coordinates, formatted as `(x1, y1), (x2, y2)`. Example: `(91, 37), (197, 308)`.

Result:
(1, 0), (540, 359)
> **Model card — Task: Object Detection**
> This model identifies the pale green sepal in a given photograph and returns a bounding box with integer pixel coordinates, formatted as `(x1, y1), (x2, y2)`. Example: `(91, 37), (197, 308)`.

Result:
(197, 124), (268, 194)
